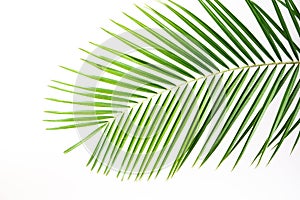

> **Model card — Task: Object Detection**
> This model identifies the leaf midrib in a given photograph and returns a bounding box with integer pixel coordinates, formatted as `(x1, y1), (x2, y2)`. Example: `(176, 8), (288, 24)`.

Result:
(104, 60), (300, 125)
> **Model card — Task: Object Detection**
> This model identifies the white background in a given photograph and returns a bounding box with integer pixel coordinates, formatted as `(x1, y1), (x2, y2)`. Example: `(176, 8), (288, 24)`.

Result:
(0, 0), (299, 199)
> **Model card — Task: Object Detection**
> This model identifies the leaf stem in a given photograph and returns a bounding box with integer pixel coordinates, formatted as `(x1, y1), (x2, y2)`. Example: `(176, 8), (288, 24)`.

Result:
(111, 60), (300, 121)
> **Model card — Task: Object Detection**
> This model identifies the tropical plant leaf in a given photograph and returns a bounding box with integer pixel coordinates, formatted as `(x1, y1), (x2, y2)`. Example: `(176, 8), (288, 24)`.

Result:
(45, 0), (300, 180)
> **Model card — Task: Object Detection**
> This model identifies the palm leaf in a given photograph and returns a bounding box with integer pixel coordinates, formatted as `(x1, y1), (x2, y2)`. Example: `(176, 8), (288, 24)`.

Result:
(45, 0), (300, 180)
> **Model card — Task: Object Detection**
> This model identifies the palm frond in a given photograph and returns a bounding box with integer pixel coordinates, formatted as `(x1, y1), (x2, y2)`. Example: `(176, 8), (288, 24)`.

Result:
(45, 0), (300, 180)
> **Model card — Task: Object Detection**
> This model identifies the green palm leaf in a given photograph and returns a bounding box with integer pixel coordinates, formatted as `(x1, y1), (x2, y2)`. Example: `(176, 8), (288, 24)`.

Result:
(45, 0), (300, 180)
